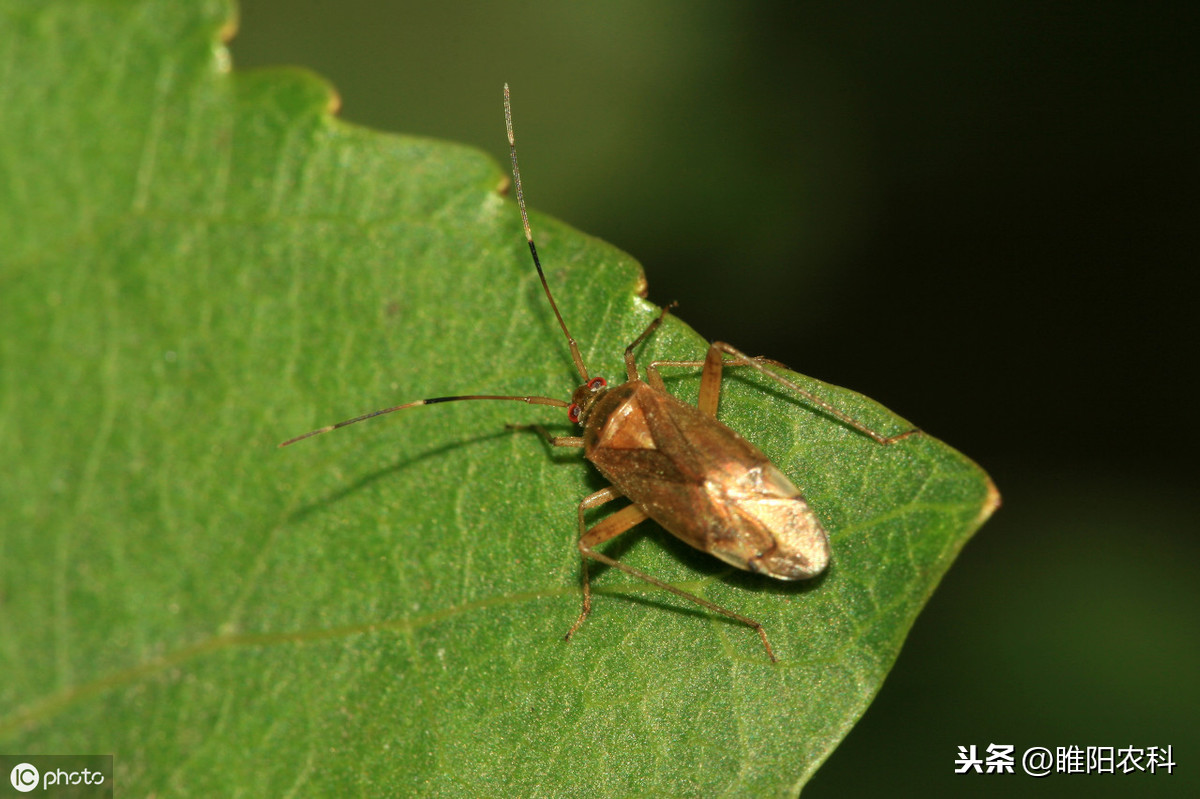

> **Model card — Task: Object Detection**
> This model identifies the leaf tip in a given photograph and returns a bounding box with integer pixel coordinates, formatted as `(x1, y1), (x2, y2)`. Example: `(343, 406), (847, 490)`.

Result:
(978, 476), (1002, 524)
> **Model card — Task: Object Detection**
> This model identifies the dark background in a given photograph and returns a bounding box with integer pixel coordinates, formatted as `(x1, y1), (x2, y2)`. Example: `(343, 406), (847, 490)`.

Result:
(232, 2), (1198, 796)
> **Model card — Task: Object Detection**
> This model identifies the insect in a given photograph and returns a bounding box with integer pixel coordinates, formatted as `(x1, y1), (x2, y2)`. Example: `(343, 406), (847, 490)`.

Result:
(281, 85), (918, 661)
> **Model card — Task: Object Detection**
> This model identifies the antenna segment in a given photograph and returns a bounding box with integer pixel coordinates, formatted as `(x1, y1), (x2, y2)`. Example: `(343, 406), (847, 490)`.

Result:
(504, 84), (590, 381)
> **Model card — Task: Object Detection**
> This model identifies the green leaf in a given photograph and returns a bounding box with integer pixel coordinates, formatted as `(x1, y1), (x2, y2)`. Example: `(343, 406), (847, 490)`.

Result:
(0, 1), (998, 796)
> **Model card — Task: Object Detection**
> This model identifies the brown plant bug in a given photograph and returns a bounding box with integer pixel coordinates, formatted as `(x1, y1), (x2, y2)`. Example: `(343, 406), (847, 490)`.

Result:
(280, 85), (919, 662)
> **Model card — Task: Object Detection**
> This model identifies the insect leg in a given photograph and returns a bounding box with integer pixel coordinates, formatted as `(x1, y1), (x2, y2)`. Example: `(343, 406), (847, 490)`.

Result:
(571, 491), (779, 662)
(505, 423), (584, 448)
(565, 489), (643, 642)
(646, 351), (775, 416)
(651, 342), (919, 445)
(621, 302), (678, 381)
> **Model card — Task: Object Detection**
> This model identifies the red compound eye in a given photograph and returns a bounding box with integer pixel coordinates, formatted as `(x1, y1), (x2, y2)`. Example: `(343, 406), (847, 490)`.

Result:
(568, 404), (581, 423)
(588, 376), (607, 389)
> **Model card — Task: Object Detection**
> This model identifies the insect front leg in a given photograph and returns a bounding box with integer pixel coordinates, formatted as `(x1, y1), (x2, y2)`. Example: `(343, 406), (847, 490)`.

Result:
(649, 342), (919, 445)
(621, 302), (678, 381)
(571, 489), (779, 662)
(505, 423), (584, 448)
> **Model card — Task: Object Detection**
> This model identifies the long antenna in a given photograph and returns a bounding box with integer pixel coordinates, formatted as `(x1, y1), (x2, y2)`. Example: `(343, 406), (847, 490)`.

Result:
(278, 87), (584, 449)
(504, 84), (589, 381)
(279, 394), (568, 447)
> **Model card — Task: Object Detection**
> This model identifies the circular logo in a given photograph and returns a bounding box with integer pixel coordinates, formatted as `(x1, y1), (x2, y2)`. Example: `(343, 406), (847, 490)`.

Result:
(10, 763), (39, 793)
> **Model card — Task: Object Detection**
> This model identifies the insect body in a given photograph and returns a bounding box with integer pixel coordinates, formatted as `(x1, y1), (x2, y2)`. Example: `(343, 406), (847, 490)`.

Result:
(585, 379), (830, 582)
(281, 85), (917, 661)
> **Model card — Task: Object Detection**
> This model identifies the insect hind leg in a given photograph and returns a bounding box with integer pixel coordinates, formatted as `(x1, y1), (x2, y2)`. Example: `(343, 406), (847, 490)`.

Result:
(647, 350), (779, 417)
(650, 341), (919, 445)
(568, 487), (778, 662)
